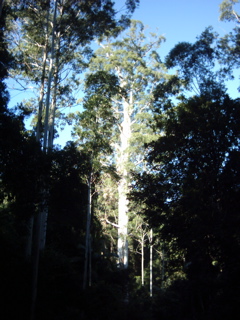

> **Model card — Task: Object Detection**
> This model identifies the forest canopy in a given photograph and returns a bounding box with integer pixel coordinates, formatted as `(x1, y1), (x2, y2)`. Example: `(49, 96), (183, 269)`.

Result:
(1, 1), (240, 320)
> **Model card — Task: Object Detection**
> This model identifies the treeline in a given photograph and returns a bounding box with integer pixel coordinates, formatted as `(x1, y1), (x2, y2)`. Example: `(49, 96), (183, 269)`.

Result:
(1, 1), (240, 320)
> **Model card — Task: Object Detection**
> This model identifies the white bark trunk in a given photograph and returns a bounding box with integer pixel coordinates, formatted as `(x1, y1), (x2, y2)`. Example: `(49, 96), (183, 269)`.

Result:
(117, 96), (132, 269)
(150, 228), (153, 297)
(43, 0), (57, 152)
(48, 31), (60, 150)
(117, 176), (129, 268)
(39, 0), (57, 252)
(36, 10), (49, 142)
(30, 3), (57, 318)
(26, 10), (49, 259)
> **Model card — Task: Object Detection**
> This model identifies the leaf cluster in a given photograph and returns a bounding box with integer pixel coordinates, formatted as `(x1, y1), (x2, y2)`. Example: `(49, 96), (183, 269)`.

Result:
(165, 27), (223, 96)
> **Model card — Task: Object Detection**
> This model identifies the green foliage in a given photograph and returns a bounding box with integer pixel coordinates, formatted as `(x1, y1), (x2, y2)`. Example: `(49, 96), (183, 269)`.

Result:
(87, 19), (167, 171)
(165, 27), (223, 96)
(131, 26), (240, 319)
(219, 0), (240, 22)
(3, 1), (240, 318)
(72, 71), (120, 161)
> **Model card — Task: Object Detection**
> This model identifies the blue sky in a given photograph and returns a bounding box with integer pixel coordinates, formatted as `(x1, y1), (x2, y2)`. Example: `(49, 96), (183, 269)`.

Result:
(59, 0), (240, 145)
(128, 0), (239, 57)
(7, 0), (240, 146)
(124, 0), (240, 97)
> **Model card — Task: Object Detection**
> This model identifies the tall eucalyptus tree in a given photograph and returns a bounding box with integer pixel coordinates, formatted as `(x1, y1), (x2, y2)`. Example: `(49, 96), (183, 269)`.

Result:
(71, 71), (121, 289)
(88, 20), (167, 269)
(7, 0), (139, 252)
(5, 1), (140, 318)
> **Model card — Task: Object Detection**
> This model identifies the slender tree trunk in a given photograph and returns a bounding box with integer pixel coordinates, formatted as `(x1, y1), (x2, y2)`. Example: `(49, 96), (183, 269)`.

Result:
(25, 215), (34, 259)
(150, 228), (153, 297)
(39, 190), (49, 251)
(161, 243), (165, 289)
(39, 0), (58, 252)
(83, 171), (92, 290)
(117, 95), (132, 269)
(43, 0), (57, 152)
(117, 175), (129, 268)
(89, 234), (92, 287)
(30, 2), (57, 319)
(36, 10), (49, 142)
(30, 209), (42, 320)
(141, 234), (144, 286)
(48, 31), (60, 150)
(26, 9), (50, 260)
(40, 19), (60, 254)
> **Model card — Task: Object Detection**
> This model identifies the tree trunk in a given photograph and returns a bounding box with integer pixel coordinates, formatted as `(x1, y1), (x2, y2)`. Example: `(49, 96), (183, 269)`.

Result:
(150, 228), (153, 297)
(117, 96), (132, 269)
(26, 9), (50, 260)
(141, 234), (144, 286)
(43, 0), (57, 152)
(161, 243), (165, 289)
(30, 210), (42, 320)
(30, 2), (57, 318)
(83, 171), (92, 290)
(48, 30), (60, 150)
(25, 215), (34, 259)
(36, 9), (49, 143)
(117, 175), (129, 268)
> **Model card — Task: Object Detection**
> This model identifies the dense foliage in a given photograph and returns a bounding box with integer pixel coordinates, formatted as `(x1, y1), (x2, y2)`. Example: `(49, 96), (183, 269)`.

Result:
(1, 1), (240, 320)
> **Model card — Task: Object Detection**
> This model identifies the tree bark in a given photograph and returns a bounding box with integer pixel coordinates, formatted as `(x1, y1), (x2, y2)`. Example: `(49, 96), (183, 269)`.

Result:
(26, 8), (50, 260)
(48, 29), (60, 150)
(36, 8), (49, 143)
(30, 2), (57, 318)
(117, 95), (132, 269)
(141, 234), (144, 286)
(161, 243), (165, 289)
(43, 0), (57, 152)
(83, 171), (92, 290)
(150, 228), (153, 297)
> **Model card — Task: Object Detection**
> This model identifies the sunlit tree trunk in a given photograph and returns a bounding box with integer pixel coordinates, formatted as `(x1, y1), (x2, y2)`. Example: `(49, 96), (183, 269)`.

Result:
(48, 25), (61, 151)
(38, 0), (58, 253)
(117, 176), (129, 268)
(30, 2), (57, 319)
(117, 94), (132, 269)
(26, 8), (50, 259)
(36, 9), (50, 142)
(43, 0), (57, 152)
(87, 20), (166, 271)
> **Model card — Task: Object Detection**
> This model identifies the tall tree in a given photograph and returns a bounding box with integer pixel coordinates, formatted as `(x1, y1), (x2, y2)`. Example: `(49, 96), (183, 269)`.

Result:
(6, 0), (140, 257)
(88, 20), (166, 269)
(132, 30), (240, 318)
(218, 0), (240, 92)
(5, 1), (140, 318)
(219, 0), (240, 22)
(71, 71), (121, 288)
